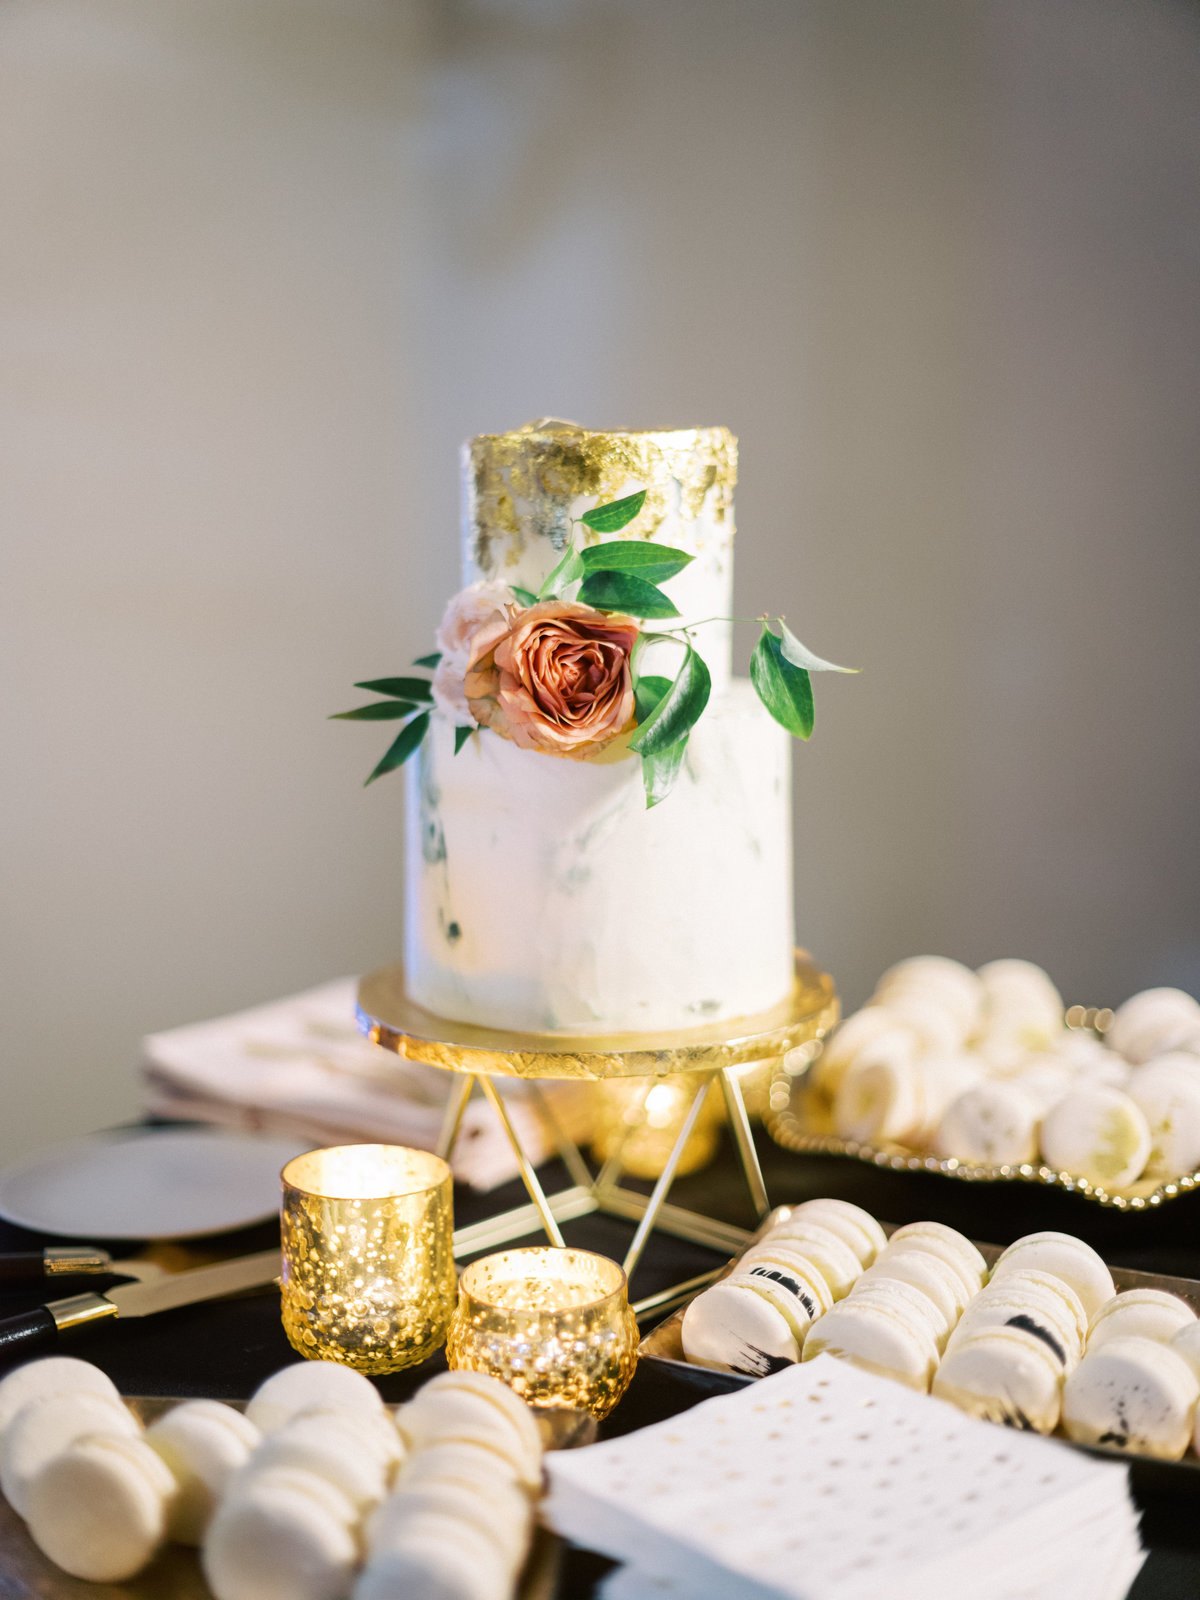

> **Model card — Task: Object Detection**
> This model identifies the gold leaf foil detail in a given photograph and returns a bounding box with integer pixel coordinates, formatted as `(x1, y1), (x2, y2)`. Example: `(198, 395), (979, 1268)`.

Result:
(465, 419), (737, 580)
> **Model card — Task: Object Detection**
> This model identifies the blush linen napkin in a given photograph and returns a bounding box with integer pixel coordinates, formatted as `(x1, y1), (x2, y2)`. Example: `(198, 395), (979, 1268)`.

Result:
(543, 1356), (1145, 1600)
(142, 978), (588, 1190)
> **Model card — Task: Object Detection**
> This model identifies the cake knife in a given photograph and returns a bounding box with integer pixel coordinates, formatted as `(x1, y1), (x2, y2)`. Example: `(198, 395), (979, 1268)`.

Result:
(0, 1249), (281, 1367)
(0, 1247), (165, 1286)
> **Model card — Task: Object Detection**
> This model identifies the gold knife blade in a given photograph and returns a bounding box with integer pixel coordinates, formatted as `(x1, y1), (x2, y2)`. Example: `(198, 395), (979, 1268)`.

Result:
(48, 1249), (281, 1331)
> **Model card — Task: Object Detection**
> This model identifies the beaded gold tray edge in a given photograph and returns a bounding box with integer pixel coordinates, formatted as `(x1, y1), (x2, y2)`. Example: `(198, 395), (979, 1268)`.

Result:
(639, 1207), (1200, 1481)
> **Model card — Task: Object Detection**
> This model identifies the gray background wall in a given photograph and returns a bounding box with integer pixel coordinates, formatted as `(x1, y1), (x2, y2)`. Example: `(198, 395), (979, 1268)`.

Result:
(2, 0), (1198, 1165)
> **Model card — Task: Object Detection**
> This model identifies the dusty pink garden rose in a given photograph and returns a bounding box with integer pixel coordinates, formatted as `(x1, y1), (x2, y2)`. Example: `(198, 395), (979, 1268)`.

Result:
(464, 600), (639, 757)
(431, 581), (516, 725)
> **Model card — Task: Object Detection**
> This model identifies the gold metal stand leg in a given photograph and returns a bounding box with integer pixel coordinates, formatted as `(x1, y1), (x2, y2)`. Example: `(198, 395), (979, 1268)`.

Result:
(436, 1072), (475, 1163)
(719, 1067), (771, 1221)
(478, 1077), (566, 1248)
(621, 1074), (716, 1280)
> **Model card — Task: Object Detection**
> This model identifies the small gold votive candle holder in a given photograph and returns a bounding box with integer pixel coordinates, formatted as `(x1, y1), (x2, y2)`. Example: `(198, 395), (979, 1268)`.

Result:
(280, 1144), (455, 1375)
(446, 1247), (638, 1419)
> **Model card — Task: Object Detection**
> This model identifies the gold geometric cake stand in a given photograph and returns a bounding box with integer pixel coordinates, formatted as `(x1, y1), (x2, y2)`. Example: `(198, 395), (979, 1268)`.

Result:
(357, 953), (838, 1317)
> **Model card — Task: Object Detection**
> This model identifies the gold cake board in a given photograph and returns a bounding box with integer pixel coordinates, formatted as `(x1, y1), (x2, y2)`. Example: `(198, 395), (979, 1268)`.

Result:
(357, 954), (838, 1319)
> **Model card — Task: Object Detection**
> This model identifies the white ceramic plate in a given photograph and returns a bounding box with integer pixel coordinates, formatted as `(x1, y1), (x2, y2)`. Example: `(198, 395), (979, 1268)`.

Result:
(0, 1127), (313, 1240)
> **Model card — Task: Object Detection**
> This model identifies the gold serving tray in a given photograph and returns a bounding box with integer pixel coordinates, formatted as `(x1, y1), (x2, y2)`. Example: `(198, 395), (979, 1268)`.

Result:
(767, 1009), (1199, 1212)
(639, 1207), (1200, 1483)
(0, 1398), (591, 1600)
(358, 952), (838, 1081)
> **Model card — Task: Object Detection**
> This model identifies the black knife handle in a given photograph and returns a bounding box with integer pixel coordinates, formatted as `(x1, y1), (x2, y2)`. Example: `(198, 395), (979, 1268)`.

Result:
(0, 1253), (49, 1285)
(0, 1307), (59, 1366)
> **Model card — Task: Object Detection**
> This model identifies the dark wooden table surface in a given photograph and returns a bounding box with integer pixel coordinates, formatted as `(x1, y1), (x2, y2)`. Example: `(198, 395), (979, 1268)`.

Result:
(2, 1125), (1198, 1597)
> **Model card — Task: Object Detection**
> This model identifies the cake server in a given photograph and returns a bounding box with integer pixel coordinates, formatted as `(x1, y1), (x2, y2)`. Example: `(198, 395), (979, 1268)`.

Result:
(0, 1248), (281, 1367)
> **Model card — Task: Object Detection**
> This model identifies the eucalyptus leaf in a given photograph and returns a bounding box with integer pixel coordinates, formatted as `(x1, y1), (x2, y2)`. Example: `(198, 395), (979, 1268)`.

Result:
(778, 620), (857, 674)
(751, 626), (814, 740)
(355, 676), (433, 702)
(412, 652), (442, 669)
(628, 645), (711, 756)
(577, 571), (680, 618)
(580, 489), (646, 532)
(330, 701), (416, 721)
(510, 586), (538, 607)
(578, 542), (693, 584)
(634, 674), (674, 724)
(365, 711), (429, 786)
(537, 541), (584, 599)
(641, 735), (688, 808)
(453, 725), (474, 755)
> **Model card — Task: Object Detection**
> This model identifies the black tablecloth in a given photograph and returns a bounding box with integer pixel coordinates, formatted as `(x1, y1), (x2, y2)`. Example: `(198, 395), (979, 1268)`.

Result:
(2, 1127), (1198, 1597)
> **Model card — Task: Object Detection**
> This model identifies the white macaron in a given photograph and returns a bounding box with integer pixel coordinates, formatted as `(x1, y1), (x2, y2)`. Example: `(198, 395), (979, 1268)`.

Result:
(396, 1385), (542, 1486)
(1062, 1336), (1200, 1459)
(986, 1267), (1090, 1347)
(24, 1432), (176, 1582)
(753, 1221), (864, 1300)
(739, 1244), (836, 1317)
(354, 1528), (512, 1600)
(1040, 1087), (1151, 1189)
(245, 1362), (385, 1435)
(847, 1274), (954, 1350)
(398, 1436), (531, 1496)
(145, 1399), (261, 1544)
(886, 1222), (986, 1293)
(1108, 988), (1200, 1065)
(856, 1249), (967, 1329)
(801, 1298), (939, 1391)
(1127, 1063), (1200, 1179)
(369, 1475), (531, 1569)
(680, 1280), (801, 1377)
(834, 1045), (922, 1145)
(814, 1007), (911, 1094)
(0, 1357), (121, 1439)
(414, 1371), (542, 1467)
(874, 956), (983, 1034)
(935, 1081), (1040, 1167)
(947, 1281), (1081, 1370)
(777, 1199), (888, 1266)
(1, 1388), (140, 1518)
(202, 1465), (360, 1600)
(239, 1410), (392, 1515)
(933, 1323), (1064, 1434)
(990, 1232), (1115, 1321)
(1087, 1289), (1197, 1353)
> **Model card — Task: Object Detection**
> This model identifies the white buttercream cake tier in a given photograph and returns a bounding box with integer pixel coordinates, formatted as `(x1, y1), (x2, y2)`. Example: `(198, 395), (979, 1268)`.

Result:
(404, 681), (794, 1035)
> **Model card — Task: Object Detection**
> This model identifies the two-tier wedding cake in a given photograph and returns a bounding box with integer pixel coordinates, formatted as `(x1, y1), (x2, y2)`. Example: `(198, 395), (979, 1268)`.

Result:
(401, 420), (796, 1036)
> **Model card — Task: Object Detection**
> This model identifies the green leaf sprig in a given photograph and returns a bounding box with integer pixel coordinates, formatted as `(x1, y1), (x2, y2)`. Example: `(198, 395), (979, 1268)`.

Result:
(537, 489), (691, 618)
(335, 479), (856, 802)
(331, 656), (442, 786)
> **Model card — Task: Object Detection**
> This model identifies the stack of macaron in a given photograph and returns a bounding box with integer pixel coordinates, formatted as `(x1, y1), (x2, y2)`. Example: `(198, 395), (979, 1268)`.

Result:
(0, 1354), (186, 1583)
(680, 1199), (886, 1376)
(204, 1361), (400, 1600)
(1061, 1288), (1200, 1461)
(0, 1355), (545, 1599)
(802, 1221), (987, 1391)
(810, 955), (1200, 1192)
(933, 1232), (1110, 1433)
(357, 1371), (542, 1600)
(682, 1208), (1200, 1464)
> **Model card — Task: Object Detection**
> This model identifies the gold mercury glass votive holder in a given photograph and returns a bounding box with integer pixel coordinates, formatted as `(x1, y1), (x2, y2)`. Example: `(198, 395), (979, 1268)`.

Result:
(280, 1144), (455, 1375)
(446, 1247), (639, 1420)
